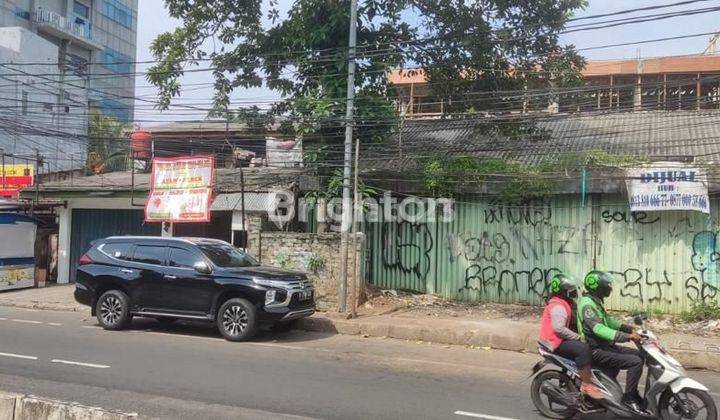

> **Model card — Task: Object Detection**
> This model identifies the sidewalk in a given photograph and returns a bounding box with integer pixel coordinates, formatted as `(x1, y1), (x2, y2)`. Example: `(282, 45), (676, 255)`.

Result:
(1, 284), (718, 371)
(0, 285), (83, 312)
(298, 311), (720, 372)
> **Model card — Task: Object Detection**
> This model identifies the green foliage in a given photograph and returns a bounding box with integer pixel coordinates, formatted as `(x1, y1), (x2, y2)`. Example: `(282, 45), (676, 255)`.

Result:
(547, 150), (647, 172)
(307, 253), (326, 273)
(86, 112), (128, 175)
(273, 252), (293, 270)
(306, 168), (378, 202)
(680, 301), (720, 322)
(421, 155), (554, 204)
(149, 0), (587, 140)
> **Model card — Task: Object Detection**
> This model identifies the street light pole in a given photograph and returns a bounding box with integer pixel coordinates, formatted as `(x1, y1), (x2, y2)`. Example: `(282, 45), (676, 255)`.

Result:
(338, 0), (358, 313)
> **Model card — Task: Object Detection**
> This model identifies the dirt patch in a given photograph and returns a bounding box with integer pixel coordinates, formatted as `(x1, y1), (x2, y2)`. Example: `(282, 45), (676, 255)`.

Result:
(359, 287), (720, 337)
(359, 286), (542, 321)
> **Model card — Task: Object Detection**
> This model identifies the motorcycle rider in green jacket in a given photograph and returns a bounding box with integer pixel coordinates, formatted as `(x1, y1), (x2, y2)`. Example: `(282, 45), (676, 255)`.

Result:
(578, 270), (648, 416)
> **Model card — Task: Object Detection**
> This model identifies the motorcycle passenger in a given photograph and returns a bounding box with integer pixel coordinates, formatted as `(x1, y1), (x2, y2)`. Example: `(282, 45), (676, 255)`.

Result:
(539, 273), (603, 400)
(578, 270), (647, 416)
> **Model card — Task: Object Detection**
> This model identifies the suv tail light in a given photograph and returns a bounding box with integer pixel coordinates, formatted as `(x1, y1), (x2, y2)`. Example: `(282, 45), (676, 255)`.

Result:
(79, 253), (92, 266)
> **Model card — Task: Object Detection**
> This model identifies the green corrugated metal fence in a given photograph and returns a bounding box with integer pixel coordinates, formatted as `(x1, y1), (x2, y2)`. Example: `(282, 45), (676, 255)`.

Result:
(365, 195), (720, 313)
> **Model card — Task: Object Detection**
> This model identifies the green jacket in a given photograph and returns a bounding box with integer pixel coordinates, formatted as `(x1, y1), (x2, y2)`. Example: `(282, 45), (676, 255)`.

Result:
(578, 294), (632, 346)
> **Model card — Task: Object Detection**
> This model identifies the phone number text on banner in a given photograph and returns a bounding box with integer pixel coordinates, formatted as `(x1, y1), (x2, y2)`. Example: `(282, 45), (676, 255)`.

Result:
(626, 164), (709, 214)
(145, 188), (213, 223)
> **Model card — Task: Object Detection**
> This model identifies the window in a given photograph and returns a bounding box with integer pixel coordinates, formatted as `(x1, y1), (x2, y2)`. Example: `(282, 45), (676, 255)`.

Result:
(99, 98), (130, 122)
(14, 7), (30, 20)
(168, 248), (202, 269)
(132, 245), (166, 266)
(198, 243), (259, 268)
(101, 243), (133, 261)
(102, 0), (133, 28)
(101, 48), (132, 74)
(74, 1), (90, 18)
(21, 92), (28, 115)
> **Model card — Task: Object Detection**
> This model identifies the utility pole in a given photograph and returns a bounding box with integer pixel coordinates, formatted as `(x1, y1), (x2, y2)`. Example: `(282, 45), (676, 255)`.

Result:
(338, 0), (358, 313)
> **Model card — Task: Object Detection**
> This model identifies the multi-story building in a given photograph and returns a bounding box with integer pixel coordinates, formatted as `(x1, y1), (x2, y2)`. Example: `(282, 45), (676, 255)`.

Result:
(0, 0), (137, 176)
(0, 0), (138, 123)
(390, 54), (720, 117)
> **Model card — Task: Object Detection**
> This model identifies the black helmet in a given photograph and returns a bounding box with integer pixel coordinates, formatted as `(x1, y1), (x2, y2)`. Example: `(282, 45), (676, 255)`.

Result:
(584, 270), (614, 299)
(550, 273), (579, 301)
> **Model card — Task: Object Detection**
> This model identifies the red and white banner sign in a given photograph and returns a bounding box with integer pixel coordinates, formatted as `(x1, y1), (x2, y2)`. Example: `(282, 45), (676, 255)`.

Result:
(145, 188), (213, 222)
(145, 155), (215, 223)
(0, 164), (34, 199)
(151, 156), (214, 189)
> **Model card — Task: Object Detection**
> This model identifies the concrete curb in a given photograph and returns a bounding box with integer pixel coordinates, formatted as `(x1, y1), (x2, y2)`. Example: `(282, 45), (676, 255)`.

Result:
(297, 316), (720, 372)
(0, 392), (137, 420)
(0, 302), (82, 312)
(298, 316), (535, 352)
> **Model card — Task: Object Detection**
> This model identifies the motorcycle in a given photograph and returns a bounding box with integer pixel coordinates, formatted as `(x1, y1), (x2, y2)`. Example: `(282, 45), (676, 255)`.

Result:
(529, 316), (717, 419)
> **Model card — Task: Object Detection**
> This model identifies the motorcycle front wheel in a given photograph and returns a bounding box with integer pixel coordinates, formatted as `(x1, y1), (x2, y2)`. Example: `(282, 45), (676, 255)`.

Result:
(659, 388), (717, 420)
(530, 370), (578, 419)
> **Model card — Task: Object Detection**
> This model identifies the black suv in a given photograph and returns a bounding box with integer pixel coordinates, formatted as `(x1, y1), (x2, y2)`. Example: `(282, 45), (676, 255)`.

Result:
(75, 236), (315, 341)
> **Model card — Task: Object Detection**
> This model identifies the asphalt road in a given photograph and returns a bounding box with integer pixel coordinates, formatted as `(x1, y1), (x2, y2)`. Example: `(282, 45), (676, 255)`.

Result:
(0, 307), (718, 420)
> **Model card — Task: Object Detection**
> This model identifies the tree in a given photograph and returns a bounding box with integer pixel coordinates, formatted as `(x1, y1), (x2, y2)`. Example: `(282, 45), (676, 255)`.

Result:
(148, 0), (587, 143)
(86, 112), (128, 175)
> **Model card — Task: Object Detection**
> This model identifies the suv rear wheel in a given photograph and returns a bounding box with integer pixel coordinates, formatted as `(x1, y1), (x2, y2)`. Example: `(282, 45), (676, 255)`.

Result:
(96, 290), (132, 330)
(217, 298), (256, 341)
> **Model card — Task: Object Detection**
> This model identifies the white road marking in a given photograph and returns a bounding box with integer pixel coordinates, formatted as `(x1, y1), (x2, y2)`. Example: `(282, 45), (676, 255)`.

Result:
(0, 352), (38, 360)
(81, 326), (103, 330)
(245, 342), (307, 351)
(51, 359), (110, 369)
(0, 317), (7, 321)
(47, 322), (62, 326)
(454, 411), (518, 420)
(11, 319), (43, 324)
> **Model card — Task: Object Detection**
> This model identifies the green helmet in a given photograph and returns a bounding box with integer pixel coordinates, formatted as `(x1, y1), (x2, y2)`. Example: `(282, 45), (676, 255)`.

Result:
(549, 273), (579, 300)
(584, 270), (614, 299)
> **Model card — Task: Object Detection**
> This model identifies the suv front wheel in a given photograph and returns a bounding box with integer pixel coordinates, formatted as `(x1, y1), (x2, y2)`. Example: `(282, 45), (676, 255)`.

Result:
(217, 298), (257, 341)
(96, 290), (132, 330)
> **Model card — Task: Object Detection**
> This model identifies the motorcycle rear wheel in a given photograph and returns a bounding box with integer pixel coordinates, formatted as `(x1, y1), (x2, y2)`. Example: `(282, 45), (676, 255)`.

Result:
(659, 388), (717, 420)
(530, 370), (579, 419)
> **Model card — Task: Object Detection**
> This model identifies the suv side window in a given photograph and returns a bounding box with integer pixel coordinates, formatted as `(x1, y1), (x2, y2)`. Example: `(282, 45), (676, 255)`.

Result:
(168, 247), (203, 269)
(132, 245), (167, 266)
(100, 242), (133, 261)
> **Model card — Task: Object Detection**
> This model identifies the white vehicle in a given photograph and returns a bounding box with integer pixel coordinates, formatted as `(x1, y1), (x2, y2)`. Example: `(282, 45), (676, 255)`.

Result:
(530, 316), (717, 419)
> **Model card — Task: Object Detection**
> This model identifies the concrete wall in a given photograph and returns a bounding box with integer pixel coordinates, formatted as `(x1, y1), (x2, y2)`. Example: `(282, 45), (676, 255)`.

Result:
(247, 232), (363, 311)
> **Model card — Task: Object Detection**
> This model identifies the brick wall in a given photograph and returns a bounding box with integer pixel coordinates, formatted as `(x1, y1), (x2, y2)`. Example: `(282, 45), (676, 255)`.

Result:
(247, 232), (363, 311)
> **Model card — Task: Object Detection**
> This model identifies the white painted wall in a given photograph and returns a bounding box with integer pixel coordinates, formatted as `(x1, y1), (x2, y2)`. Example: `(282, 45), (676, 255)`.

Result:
(56, 196), (145, 283)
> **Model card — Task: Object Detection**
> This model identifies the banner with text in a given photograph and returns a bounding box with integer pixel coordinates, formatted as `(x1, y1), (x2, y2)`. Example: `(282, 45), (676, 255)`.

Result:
(146, 188), (213, 222)
(145, 155), (215, 223)
(0, 163), (34, 198)
(626, 163), (709, 213)
(151, 156), (214, 189)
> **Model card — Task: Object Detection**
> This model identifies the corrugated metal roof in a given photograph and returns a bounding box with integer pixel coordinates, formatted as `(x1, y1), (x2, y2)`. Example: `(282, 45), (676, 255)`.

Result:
(37, 167), (317, 193)
(211, 192), (278, 212)
(364, 110), (720, 172)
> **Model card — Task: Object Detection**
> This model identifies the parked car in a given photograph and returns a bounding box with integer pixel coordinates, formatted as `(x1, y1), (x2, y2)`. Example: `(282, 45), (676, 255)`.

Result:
(74, 236), (315, 341)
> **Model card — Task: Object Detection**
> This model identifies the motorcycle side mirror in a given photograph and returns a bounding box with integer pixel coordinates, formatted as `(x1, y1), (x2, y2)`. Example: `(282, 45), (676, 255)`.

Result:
(633, 315), (645, 326)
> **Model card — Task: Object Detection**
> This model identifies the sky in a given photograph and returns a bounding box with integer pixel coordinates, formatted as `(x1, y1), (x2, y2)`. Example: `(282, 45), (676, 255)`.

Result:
(133, 0), (720, 125)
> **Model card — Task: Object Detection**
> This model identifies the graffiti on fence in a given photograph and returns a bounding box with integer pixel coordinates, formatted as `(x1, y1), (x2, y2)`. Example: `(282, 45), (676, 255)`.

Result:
(686, 230), (720, 301)
(459, 264), (562, 300)
(612, 268), (673, 305)
(484, 206), (552, 226)
(381, 221), (433, 284)
(601, 210), (660, 225)
(447, 232), (512, 264)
